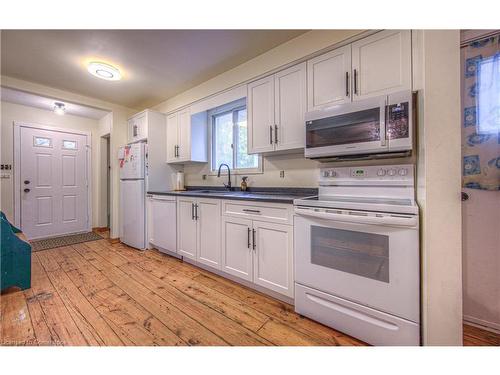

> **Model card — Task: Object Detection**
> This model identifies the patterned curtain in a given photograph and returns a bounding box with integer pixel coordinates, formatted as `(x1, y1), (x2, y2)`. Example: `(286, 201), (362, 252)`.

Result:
(461, 33), (500, 190)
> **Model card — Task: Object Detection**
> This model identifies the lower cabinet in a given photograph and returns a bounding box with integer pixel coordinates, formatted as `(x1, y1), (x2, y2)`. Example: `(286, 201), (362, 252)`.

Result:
(148, 195), (177, 254)
(222, 216), (294, 298)
(177, 197), (222, 268)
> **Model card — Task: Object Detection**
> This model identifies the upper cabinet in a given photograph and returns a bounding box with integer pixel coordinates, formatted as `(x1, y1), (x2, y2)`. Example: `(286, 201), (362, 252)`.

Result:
(166, 107), (208, 164)
(307, 45), (352, 110)
(351, 30), (412, 100)
(307, 30), (412, 111)
(127, 110), (149, 143)
(247, 62), (306, 154)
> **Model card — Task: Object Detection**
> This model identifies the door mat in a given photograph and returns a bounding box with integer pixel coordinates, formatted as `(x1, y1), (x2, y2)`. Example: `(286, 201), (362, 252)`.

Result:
(30, 232), (103, 252)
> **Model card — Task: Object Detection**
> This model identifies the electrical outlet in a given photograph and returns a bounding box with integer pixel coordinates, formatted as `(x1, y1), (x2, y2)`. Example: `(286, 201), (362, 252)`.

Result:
(202, 174), (207, 180)
(280, 170), (285, 178)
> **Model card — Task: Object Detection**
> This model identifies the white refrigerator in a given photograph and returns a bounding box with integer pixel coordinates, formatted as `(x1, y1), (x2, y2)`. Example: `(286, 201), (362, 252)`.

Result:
(119, 143), (147, 249)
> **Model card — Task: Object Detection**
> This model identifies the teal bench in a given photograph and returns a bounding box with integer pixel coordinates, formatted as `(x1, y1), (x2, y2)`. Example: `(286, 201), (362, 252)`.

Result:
(1, 211), (31, 292)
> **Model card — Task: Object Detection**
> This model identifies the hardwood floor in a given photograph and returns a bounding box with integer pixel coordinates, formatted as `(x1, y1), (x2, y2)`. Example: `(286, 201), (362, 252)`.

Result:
(1, 235), (365, 346)
(2, 234), (498, 346)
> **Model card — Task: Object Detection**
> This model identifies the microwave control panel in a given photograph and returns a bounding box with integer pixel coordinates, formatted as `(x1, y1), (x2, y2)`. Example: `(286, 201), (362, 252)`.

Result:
(386, 101), (410, 140)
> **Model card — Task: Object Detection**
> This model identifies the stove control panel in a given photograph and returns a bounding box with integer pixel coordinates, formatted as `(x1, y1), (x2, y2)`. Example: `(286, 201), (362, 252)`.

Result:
(319, 164), (414, 184)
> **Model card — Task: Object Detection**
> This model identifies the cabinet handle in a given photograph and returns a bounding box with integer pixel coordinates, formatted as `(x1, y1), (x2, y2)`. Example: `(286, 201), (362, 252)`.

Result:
(345, 71), (349, 97)
(133, 124), (138, 137)
(274, 124), (278, 144)
(353, 69), (358, 95)
(191, 203), (195, 220)
(242, 209), (261, 214)
(195, 203), (199, 220)
(269, 126), (273, 144)
(247, 227), (251, 249)
(252, 229), (256, 251)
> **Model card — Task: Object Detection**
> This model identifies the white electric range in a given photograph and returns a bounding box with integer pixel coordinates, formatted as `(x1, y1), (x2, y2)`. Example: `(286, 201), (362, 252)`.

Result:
(293, 164), (420, 346)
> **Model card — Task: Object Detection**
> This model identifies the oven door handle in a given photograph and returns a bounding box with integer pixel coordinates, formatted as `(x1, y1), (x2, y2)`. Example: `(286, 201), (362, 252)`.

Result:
(294, 207), (418, 227)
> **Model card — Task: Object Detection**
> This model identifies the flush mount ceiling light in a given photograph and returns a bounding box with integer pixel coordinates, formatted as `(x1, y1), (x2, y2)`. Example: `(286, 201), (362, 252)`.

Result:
(54, 102), (66, 115)
(87, 61), (122, 81)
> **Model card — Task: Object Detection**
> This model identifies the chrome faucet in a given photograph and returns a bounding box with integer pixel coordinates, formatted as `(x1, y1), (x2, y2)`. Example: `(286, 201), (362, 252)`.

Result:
(217, 163), (232, 190)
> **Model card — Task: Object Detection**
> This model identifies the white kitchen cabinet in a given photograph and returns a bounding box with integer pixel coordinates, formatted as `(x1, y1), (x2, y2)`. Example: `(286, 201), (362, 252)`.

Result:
(253, 221), (294, 297)
(177, 197), (222, 269)
(196, 198), (222, 269)
(127, 110), (164, 144)
(166, 107), (208, 164)
(351, 30), (412, 100)
(148, 195), (177, 254)
(247, 75), (275, 154)
(307, 45), (352, 111)
(247, 62), (306, 154)
(221, 216), (253, 281)
(177, 197), (198, 259)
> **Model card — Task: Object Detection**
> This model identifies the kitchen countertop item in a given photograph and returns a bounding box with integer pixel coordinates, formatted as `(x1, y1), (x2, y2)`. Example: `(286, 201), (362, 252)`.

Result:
(147, 186), (318, 204)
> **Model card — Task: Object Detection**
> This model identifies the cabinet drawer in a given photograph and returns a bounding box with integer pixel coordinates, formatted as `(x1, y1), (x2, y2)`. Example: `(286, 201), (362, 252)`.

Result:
(222, 200), (293, 225)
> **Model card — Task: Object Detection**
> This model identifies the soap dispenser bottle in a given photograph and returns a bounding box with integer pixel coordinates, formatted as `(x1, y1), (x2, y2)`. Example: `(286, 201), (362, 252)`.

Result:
(240, 176), (248, 191)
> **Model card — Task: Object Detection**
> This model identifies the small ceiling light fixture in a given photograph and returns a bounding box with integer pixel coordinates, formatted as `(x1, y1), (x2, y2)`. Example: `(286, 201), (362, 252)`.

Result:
(54, 102), (66, 115)
(87, 61), (122, 81)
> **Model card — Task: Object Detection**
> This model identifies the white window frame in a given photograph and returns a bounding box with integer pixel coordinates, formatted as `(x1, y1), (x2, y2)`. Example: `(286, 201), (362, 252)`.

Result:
(208, 98), (262, 175)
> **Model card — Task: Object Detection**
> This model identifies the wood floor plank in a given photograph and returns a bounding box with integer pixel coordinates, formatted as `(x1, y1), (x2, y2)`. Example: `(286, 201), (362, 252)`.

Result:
(1, 291), (37, 346)
(463, 324), (500, 346)
(257, 318), (328, 346)
(118, 262), (272, 346)
(53, 245), (185, 346)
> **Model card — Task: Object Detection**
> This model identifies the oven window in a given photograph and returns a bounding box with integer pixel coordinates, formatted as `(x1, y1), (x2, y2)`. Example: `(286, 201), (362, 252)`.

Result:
(310, 226), (389, 282)
(306, 108), (381, 148)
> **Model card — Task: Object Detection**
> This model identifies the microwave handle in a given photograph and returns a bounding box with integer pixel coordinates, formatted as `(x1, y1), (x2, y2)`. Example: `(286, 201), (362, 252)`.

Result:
(294, 207), (418, 228)
(380, 101), (387, 147)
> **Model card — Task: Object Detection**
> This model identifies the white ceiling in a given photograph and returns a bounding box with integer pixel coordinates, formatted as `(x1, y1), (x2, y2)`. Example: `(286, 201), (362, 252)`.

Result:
(1, 87), (110, 119)
(1, 30), (308, 109)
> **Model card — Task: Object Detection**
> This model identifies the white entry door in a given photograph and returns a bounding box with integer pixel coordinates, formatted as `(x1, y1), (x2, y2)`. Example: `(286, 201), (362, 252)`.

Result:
(19, 125), (90, 240)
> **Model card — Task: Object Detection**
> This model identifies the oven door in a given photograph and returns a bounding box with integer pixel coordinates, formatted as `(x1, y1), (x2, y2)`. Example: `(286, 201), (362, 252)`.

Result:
(304, 96), (387, 158)
(294, 207), (419, 322)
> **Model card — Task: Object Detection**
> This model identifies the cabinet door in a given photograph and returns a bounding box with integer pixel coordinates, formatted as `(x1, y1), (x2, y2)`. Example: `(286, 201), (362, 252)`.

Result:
(307, 45), (352, 111)
(177, 197), (197, 259)
(150, 197), (177, 253)
(135, 113), (147, 141)
(177, 109), (191, 161)
(166, 112), (178, 162)
(221, 217), (253, 281)
(351, 30), (412, 100)
(253, 221), (294, 297)
(275, 62), (307, 151)
(127, 118), (136, 143)
(196, 199), (221, 270)
(247, 75), (275, 154)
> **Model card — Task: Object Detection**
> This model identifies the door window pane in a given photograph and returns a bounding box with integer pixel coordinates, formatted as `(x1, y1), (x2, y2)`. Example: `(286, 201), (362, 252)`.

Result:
(213, 112), (234, 169)
(33, 136), (52, 148)
(310, 226), (389, 282)
(62, 140), (77, 150)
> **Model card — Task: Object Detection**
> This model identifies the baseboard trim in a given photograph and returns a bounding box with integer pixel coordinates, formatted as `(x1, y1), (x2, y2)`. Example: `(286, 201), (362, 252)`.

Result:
(464, 315), (500, 334)
(108, 237), (120, 244)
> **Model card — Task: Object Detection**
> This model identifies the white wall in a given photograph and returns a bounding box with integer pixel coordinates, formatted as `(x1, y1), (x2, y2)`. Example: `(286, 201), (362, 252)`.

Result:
(462, 188), (500, 331)
(414, 30), (463, 345)
(0, 101), (101, 226)
(94, 112), (112, 227)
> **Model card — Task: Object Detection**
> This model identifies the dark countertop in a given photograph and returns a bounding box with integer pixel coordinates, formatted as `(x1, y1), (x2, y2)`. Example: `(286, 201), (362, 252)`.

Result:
(147, 186), (318, 204)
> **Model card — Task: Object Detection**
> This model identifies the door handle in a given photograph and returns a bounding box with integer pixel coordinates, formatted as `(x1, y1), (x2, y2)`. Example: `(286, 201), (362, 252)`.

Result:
(345, 71), (349, 97)
(462, 192), (469, 201)
(353, 69), (358, 95)
(247, 227), (251, 249)
(252, 229), (256, 251)
(24, 188), (30, 193)
(269, 126), (273, 144)
(274, 124), (278, 144)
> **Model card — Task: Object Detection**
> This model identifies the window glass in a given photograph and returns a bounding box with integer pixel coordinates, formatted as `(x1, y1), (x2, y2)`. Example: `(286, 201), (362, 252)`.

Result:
(62, 140), (77, 150)
(33, 136), (52, 148)
(235, 109), (258, 169)
(213, 112), (234, 169)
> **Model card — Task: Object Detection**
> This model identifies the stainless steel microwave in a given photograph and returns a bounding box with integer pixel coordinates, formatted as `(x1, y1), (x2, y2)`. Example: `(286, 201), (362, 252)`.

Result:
(304, 91), (415, 160)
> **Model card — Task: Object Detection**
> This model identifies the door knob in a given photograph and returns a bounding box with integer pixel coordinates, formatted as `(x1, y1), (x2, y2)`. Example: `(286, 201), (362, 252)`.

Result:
(461, 192), (469, 201)
(24, 188), (30, 193)
(24, 180), (30, 184)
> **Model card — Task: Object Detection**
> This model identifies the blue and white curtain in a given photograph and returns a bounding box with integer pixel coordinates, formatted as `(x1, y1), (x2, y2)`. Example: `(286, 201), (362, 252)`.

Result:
(462, 33), (500, 190)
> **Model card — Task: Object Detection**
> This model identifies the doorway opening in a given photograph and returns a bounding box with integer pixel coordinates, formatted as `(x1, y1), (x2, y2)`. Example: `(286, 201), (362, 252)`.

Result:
(460, 30), (500, 344)
(98, 134), (111, 230)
